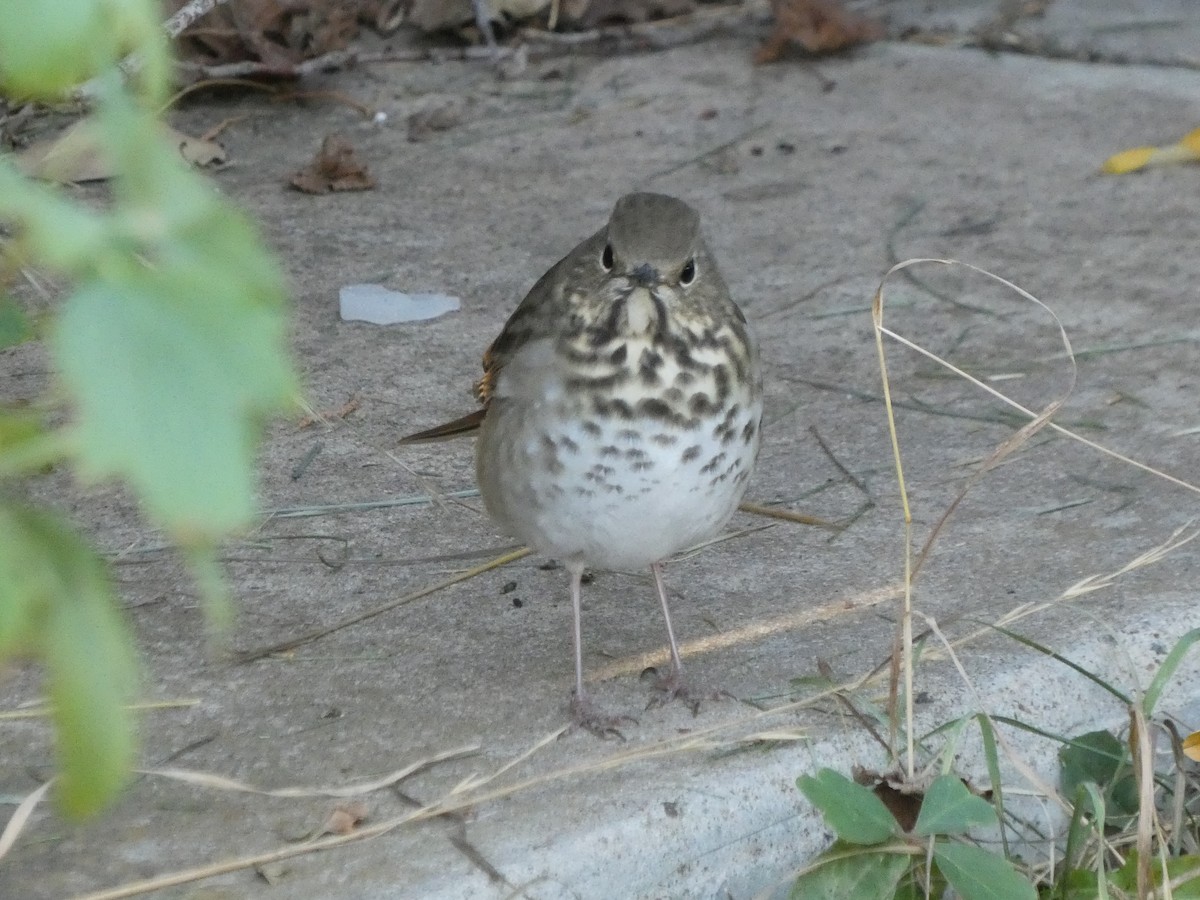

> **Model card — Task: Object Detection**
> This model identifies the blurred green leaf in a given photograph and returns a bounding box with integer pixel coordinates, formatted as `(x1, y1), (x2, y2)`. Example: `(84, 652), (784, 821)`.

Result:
(1111, 852), (1200, 896)
(0, 408), (67, 476)
(933, 842), (1035, 900)
(790, 849), (909, 900)
(0, 296), (31, 347)
(914, 775), (997, 836)
(55, 195), (295, 539)
(798, 770), (897, 845)
(0, 505), (137, 816)
(0, 0), (156, 99)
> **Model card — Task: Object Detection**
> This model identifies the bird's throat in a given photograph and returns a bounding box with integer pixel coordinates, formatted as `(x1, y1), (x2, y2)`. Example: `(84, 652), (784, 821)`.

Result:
(625, 287), (657, 335)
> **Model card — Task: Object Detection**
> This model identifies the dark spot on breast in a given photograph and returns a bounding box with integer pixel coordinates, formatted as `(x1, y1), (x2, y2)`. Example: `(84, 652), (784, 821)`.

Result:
(618, 429), (640, 443)
(652, 433), (678, 446)
(713, 365), (730, 402)
(625, 447), (647, 460)
(601, 445), (621, 458)
(638, 398), (673, 421)
(742, 420), (758, 444)
(590, 297), (626, 346)
(610, 344), (628, 365)
(558, 435), (579, 453)
(594, 397), (635, 420)
(639, 348), (664, 385)
(682, 444), (702, 463)
(729, 346), (747, 382)
(689, 393), (719, 416)
(582, 420), (602, 437)
(700, 452), (727, 474)
(632, 461), (654, 472)
(540, 435), (564, 474)
(674, 370), (696, 388)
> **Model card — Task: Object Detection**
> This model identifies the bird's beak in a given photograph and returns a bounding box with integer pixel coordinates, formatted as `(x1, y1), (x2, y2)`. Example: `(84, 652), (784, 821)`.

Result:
(629, 263), (660, 288)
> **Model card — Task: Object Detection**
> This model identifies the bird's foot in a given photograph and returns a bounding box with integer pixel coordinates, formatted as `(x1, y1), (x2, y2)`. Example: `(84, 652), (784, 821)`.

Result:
(643, 667), (733, 716)
(567, 692), (637, 740)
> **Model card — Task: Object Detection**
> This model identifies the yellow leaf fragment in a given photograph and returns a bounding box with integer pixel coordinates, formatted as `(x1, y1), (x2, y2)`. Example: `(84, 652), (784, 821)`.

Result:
(1182, 730), (1200, 762)
(1102, 146), (1155, 175)
(1102, 125), (1200, 174)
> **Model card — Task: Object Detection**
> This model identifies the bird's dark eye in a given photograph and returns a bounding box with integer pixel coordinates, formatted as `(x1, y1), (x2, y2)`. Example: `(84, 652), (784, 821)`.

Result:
(601, 243), (614, 271)
(679, 258), (696, 285)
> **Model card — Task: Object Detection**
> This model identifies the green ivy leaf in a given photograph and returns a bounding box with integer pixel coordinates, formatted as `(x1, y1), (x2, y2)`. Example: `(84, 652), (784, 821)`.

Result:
(0, 505), (137, 816)
(933, 842), (1035, 900)
(798, 770), (898, 845)
(790, 849), (909, 900)
(913, 775), (997, 836)
(1060, 730), (1125, 793)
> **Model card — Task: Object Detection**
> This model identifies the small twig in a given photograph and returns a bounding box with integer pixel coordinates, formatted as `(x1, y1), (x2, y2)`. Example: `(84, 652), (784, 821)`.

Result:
(737, 500), (841, 531)
(164, 0), (229, 40)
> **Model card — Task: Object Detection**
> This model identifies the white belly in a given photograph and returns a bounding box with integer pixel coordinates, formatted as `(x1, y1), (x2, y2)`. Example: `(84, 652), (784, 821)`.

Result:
(477, 398), (760, 571)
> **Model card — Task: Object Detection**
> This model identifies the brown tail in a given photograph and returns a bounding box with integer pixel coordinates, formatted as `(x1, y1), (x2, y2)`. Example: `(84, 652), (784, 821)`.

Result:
(398, 408), (486, 444)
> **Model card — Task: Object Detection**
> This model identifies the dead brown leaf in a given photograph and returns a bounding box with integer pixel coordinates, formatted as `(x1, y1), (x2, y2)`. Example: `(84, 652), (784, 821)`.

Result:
(170, 0), (374, 73)
(321, 800), (369, 836)
(16, 120), (227, 183)
(289, 134), (376, 194)
(754, 0), (883, 64)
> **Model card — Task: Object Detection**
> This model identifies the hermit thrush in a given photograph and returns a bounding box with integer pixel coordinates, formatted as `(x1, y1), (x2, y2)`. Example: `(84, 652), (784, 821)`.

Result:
(401, 193), (762, 736)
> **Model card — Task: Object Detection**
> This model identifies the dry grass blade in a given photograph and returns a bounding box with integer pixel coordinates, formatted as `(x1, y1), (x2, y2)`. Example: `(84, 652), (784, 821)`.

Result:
(1130, 704), (1155, 898)
(0, 698), (198, 720)
(139, 745), (479, 800)
(869, 257), (1200, 787)
(0, 780), (53, 863)
(874, 258), (1080, 583)
(233, 546), (531, 662)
